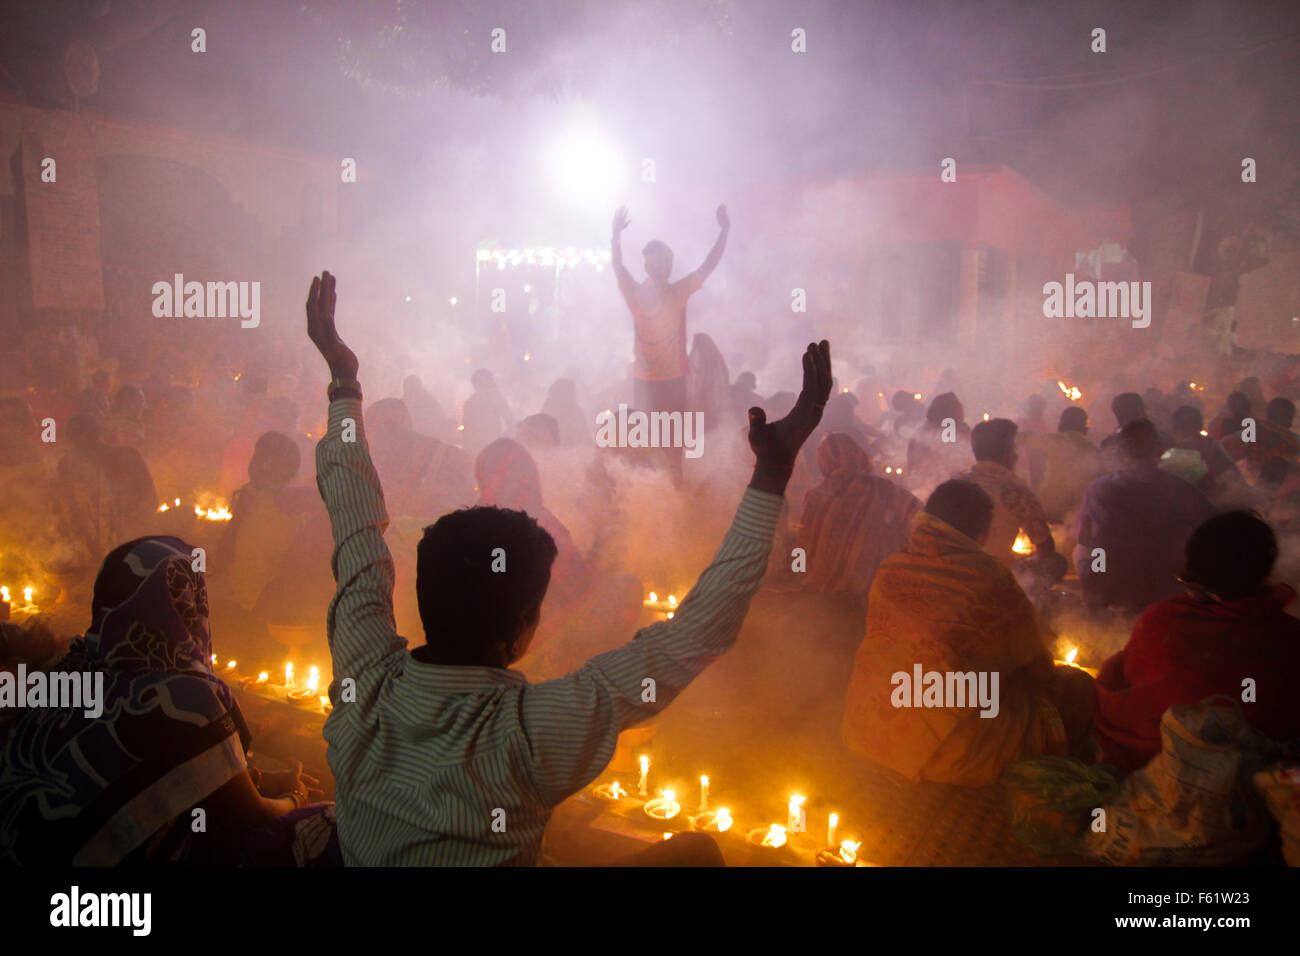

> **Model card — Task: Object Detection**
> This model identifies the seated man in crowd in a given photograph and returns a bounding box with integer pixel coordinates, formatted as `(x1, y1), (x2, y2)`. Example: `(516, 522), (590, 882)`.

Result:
(841, 479), (1094, 787)
(1076, 419), (1217, 615)
(305, 270), (832, 865)
(958, 418), (1064, 578)
(1167, 404), (1243, 502)
(1093, 511), (1300, 773)
(1223, 396), (1300, 480)
(1017, 406), (1100, 522)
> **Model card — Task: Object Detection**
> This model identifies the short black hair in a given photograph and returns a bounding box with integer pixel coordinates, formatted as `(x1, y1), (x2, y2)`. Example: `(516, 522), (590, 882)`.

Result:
(1058, 406), (1088, 433)
(1112, 392), (1145, 426)
(925, 479), (994, 544)
(926, 392), (963, 426)
(1226, 391), (1251, 417)
(1266, 396), (1296, 428)
(416, 506), (557, 664)
(971, 417), (1017, 463)
(1170, 405), (1204, 438)
(1182, 511), (1276, 600)
(1117, 418), (1161, 463)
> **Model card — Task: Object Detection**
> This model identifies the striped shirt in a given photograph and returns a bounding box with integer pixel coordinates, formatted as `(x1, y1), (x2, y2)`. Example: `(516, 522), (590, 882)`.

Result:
(316, 398), (782, 865)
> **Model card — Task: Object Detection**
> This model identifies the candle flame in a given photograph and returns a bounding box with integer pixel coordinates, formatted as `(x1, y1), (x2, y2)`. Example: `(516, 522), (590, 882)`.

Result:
(639, 755), (649, 773)
(1200, 429), (1209, 437)
(22, 587), (33, 603)
(210, 654), (217, 666)
(647, 590), (658, 604)
(716, 808), (733, 832)
(610, 781), (624, 798)
(666, 612), (674, 619)
(225, 660), (237, 670)
(306, 665), (320, 693)
(1065, 647), (1078, 665)
(789, 794), (806, 810)
(839, 840), (861, 864)
(983, 412), (990, 421)
(666, 595), (677, 608)
(0, 586), (9, 602)
(256, 672), (269, 683)
(285, 662), (294, 687)
(1057, 380), (1082, 401)
(762, 824), (788, 848)
(158, 503), (169, 512)
(913, 392), (923, 401)
(1012, 530), (1034, 554)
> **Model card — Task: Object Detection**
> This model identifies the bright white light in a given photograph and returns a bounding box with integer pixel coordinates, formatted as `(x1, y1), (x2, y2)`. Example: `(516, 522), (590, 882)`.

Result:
(449, 296), (458, 305)
(523, 284), (532, 292)
(405, 296), (411, 302)
(546, 126), (624, 206)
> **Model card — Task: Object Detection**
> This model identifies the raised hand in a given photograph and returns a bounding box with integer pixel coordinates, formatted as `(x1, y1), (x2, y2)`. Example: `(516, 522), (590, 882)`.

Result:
(612, 206), (631, 234)
(716, 203), (730, 230)
(748, 340), (832, 485)
(305, 270), (358, 381)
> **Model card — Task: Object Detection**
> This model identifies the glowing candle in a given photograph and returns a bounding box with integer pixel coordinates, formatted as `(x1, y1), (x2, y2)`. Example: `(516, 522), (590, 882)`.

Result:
(0, 586), (9, 603)
(22, 586), (33, 604)
(788, 795), (806, 833)
(839, 840), (861, 865)
(225, 660), (237, 672)
(716, 808), (732, 833)
(256, 672), (269, 684)
(638, 755), (649, 796)
(699, 774), (709, 811)
(285, 662), (295, 689)
(210, 654), (217, 667)
(306, 666), (320, 693)
(827, 812), (838, 846)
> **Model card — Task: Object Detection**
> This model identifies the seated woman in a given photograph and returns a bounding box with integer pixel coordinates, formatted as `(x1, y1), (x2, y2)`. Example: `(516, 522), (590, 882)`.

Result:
(794, 432), (921, 608)
(841, 480), (1094, 788)
(0, 536), (335, 866)
(1093, 511), (1300, 774)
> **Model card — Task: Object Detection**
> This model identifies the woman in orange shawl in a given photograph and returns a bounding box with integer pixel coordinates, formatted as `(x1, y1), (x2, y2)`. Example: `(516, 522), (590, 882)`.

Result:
(842, 479), (1094, 787)
(795, 433), (920, 606)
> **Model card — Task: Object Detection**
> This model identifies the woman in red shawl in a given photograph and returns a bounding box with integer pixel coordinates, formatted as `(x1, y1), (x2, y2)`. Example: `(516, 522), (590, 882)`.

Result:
(1094, 511), (1300, 774)
(795, 432), (921, 606)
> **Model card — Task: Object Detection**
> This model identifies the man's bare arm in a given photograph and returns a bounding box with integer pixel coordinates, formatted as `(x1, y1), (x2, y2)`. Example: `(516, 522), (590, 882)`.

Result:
(611, 206), (635, 291)
(696, 204), (730, 281)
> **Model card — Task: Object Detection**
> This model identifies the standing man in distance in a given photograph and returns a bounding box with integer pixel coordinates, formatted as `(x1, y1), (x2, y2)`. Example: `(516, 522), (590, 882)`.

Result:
(611, 203), (729, 483)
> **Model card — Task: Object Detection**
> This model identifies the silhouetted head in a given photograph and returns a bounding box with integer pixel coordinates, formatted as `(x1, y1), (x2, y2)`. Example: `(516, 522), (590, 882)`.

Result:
(416, 507), (557, 666)
(735, 371), (757, 392)
(926, 392), (963, 427)
(517, 413), (560, 450)
(1170, 405), (1204, 440)
(971, 417), (1018, 469)
(545, 378), (577, 407)
(471, 368), (496, 392)
(1266, 396), (1296, 429)
(369, 397), (413, 433)
(925, 479), (994, 546)
(1226, 391), (1252, 419)
(111, 386), (145, 419)
(1058, 406), (1088, 434)
(1111, 392), (1145, 428)
(642, 240), (673, 282)
(66, 413), (104, 451)
(1024, 394), (1046, 419)
(1117, 418), (1162, 465)
(402, 374), (425, 397)
(1181, 511), (1276, 601)
(248, 431), (300, 488)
